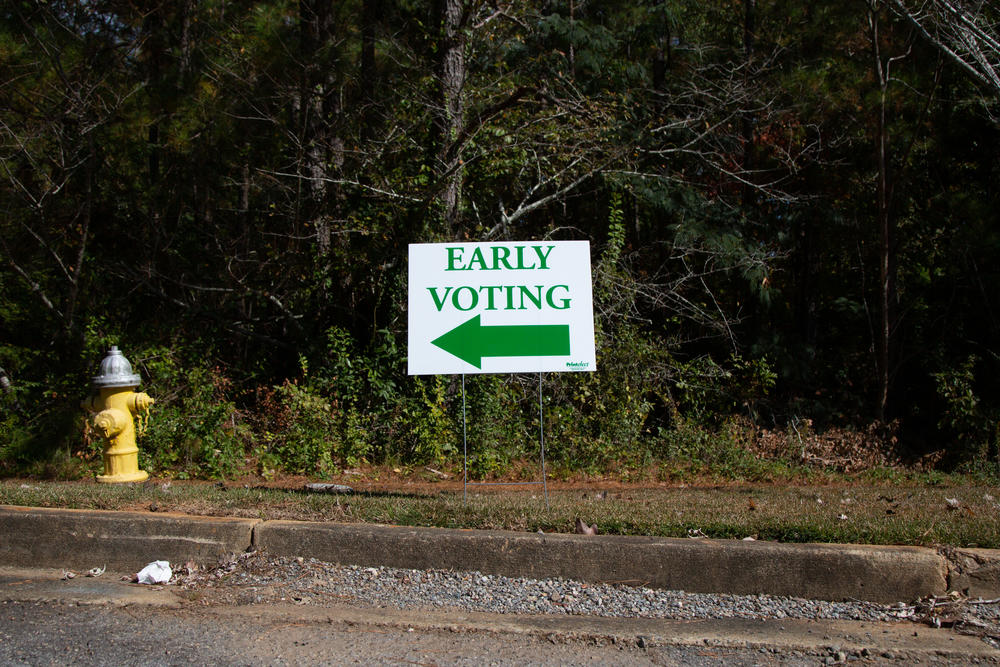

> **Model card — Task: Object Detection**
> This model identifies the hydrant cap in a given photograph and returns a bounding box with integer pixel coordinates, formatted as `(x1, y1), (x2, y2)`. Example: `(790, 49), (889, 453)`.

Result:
(92, 345), (142, 388)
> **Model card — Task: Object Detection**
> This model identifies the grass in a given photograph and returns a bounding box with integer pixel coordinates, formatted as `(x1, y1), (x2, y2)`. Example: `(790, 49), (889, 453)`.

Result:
(2, 470), (999, 549)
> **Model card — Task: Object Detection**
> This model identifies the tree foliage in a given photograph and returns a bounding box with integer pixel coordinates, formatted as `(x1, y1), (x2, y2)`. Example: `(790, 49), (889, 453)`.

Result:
(1, 0), (998, 478)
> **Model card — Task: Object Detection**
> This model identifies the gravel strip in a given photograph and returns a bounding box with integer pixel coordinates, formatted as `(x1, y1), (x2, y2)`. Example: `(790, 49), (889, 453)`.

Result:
(174, 551), (1000, 643)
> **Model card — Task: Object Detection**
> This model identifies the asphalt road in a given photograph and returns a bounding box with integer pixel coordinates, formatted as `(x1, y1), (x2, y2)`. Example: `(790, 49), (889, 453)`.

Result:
(0, 599), (899, 667)
(1, 568), (996, 666)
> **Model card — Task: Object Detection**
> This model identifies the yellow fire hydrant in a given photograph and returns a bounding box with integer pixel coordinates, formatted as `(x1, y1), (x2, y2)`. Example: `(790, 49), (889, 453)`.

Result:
(81, 346), (154, 483)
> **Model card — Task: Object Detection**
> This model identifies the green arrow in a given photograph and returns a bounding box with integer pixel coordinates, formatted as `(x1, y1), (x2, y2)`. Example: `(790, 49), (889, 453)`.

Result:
(431, 315), (571, 368)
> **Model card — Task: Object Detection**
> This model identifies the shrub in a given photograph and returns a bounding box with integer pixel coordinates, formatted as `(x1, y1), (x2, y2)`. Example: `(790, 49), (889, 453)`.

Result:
(934, 355), (1000, 472)
(134, 347), (246, 480)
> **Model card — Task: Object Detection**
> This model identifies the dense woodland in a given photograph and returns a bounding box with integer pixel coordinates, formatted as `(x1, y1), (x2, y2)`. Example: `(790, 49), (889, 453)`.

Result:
(2, 0), (999, 479)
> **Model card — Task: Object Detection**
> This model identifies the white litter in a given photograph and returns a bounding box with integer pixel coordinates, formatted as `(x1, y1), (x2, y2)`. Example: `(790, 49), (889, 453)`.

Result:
(136, 560), (172, 584)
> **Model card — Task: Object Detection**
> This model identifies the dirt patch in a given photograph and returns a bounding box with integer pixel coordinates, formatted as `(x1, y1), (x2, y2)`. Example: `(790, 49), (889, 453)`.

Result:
(747, 421), (905, 473)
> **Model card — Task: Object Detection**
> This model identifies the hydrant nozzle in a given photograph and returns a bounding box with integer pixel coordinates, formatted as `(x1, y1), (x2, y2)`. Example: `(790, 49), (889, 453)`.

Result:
(81, 346), (154, 483)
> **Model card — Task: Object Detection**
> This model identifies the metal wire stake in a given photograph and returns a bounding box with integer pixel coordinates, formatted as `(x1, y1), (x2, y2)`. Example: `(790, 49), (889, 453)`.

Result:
(462, 373), (468, 504)
(462, 373), (548, 508)
(539, 371), (549, 510)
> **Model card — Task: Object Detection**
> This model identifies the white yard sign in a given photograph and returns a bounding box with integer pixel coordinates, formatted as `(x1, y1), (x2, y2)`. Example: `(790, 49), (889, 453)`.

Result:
(408, 241), (597, 375)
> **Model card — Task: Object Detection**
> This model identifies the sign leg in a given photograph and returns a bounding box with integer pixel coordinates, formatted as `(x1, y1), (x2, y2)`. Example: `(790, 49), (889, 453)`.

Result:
(462, 374), (468, 504)
(539, 372), (549, 510)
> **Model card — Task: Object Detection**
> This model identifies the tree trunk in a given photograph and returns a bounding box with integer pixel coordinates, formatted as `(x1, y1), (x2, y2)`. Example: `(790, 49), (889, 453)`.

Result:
(299, 0), (343, 255)
(741, 0), (756, 183)
(360, 0), (379, 143)
(869, 4), (897, 423)
(144, 8), (164, 183)
(652, 4), (671, 91)
(437, 0), (467, 234)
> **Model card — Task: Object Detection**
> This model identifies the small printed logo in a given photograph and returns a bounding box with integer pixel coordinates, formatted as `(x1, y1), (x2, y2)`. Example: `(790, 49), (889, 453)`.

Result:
(565, 361), (590, 369)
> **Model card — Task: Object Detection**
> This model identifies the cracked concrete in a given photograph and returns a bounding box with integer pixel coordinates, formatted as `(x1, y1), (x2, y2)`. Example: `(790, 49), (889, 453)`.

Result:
(942, 546), (1000, 599)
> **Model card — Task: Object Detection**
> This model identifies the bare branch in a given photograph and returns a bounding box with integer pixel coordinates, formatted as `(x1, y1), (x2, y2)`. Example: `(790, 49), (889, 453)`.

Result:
(887, 0), (1000, 99)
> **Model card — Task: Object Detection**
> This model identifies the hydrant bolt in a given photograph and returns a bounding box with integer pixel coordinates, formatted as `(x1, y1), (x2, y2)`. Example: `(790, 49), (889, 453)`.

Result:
(93, 409), (128, 439)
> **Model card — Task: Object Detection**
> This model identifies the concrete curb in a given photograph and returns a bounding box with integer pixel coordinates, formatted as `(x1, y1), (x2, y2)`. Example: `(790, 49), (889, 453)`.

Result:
(2, 505), (997, 603)
(0, 505), (257, 572)
(254, 521), (947, 604)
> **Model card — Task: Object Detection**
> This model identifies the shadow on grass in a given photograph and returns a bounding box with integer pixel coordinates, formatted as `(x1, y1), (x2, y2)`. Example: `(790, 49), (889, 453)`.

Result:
(236, 484), (445, 502)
